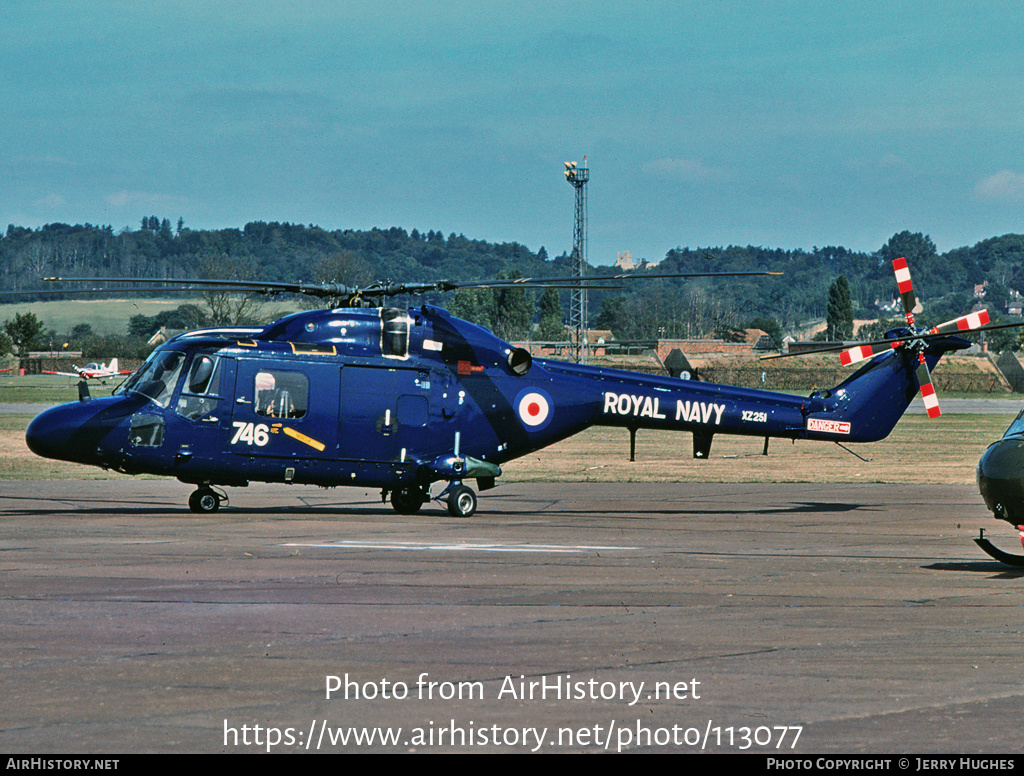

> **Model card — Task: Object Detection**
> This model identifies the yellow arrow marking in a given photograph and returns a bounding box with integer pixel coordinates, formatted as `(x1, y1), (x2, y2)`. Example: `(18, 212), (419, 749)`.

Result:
(282, 427), (326, 452)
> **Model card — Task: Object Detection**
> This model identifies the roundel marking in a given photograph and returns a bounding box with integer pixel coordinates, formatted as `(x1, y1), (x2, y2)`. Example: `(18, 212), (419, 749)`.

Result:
(515, 388), (553, 430)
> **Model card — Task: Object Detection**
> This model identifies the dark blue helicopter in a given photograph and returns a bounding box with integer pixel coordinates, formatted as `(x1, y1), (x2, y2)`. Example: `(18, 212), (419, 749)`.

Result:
(22, 262), (993, 517)
(976, 412), (1024, 566)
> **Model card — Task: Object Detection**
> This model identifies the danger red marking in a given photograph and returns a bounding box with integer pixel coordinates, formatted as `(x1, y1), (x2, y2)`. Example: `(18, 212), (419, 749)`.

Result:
(807, 418), (851, 435)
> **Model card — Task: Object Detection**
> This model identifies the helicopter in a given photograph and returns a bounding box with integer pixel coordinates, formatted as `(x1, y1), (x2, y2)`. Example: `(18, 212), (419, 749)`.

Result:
(975, 410), (1024, 566)
(21, 261), (994, 517)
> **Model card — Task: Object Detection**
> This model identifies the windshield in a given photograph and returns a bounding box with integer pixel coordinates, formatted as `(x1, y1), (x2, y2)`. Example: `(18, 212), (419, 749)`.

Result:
(119, 350), (186, 408)
(1005, 408), (1024, 438)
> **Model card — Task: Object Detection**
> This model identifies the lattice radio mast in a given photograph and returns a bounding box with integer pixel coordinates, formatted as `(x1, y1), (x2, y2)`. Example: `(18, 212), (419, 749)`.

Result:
(564, 156), (589, 362)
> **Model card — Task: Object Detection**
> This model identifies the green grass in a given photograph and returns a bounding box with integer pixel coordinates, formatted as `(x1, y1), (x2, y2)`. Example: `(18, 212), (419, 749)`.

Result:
(1, 407), (1014, 485)
(0, 298), (187, 336)
(0, 297), (294, 336)
(0, 375), (114, 404)
(0, 414), (34, 435)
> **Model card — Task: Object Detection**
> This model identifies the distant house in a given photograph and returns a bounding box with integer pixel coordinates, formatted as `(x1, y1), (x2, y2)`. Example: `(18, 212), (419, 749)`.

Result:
(614, 251), (636, 270)
(613, 251), (660, 271)
(586, 330), (612, 354)
(147, 327), (186, 346)
(655, 330), (770, 364)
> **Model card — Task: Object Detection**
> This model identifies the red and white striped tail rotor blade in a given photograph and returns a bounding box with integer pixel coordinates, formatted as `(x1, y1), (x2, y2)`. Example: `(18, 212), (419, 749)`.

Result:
(892, 257), (916, 323)
(929, 309), (990, 335)
(915, 358), (941, 419)
(839, 342), (892, 366)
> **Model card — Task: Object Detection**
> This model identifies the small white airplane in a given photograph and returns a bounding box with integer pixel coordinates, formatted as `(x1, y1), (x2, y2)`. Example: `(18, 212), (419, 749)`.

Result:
(44, 358), (132, 381)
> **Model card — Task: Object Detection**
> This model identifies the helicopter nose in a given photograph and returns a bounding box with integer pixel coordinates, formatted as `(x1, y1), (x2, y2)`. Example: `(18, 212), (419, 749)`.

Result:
(26, 400), (123, 465)
(977, 437), (1024, 525)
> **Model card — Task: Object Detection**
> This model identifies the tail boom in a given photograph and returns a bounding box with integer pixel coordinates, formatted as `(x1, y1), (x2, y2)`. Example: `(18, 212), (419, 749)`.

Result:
(535, 338), (962, 458)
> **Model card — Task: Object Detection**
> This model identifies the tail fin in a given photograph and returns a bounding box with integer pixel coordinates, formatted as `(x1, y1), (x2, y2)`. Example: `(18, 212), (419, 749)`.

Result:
(663, 348), (699, 380)
(806, 335), (968, 443)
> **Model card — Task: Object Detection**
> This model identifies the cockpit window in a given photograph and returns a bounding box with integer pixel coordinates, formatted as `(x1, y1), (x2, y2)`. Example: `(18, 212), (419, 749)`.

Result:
(121, 351), (186, 408)
(1005, 409), (1024, 437)
(188, 355), (217, 393)
(177, 355), (222, 420)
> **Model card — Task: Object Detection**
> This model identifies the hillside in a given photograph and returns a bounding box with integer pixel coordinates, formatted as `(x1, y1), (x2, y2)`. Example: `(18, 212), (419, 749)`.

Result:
(3, 221), (1024, 350)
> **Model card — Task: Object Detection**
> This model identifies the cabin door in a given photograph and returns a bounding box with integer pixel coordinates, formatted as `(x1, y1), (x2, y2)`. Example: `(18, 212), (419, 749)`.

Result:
(338, 364), (438, 463)
(229, 358), (338, 459)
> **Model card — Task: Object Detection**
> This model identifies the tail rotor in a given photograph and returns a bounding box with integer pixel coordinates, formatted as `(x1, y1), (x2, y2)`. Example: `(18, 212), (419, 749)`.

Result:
(833, 257), (991, 419)
(915, 359), (941, 419)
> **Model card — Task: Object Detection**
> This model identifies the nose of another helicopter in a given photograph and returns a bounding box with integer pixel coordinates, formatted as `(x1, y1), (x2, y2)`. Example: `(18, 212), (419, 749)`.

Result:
(977, 437), (1024, 525)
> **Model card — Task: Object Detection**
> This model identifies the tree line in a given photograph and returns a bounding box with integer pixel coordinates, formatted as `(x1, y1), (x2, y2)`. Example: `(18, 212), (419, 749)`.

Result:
(3, 220), (1024, 355)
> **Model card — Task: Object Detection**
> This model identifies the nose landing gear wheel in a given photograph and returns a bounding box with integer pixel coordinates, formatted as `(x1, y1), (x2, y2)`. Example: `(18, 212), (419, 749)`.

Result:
(189, 487), (221, 514)
(446, 485), (477, 518)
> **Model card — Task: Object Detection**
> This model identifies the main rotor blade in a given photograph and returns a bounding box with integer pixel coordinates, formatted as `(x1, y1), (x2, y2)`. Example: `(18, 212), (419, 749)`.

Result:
(581, 270), (784, 281)
(41, 270), (781, 301)
(443, 270), (781, 290)
(39, 276), (627, 300)
(762, 314), (1019, 361)
(42, 276), (355, 297)
(2, 286), (183, 297)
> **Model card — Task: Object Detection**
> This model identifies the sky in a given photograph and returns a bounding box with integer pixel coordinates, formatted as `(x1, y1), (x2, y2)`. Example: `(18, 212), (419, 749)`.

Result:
(3, 1), (1024, 266)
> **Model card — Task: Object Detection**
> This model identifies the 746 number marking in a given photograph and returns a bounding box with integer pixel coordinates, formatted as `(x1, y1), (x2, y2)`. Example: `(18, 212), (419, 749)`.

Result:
(231, 421), (270, 446)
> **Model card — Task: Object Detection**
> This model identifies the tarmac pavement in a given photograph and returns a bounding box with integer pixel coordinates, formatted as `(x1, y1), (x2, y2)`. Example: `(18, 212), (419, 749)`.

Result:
(1, 479), (1022, 754)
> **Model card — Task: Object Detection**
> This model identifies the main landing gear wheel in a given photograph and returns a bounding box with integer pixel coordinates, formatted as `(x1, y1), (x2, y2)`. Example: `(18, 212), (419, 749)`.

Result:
(189, 487), (221, 514)
(391, 487), (426, 515)
(446, 485), (477, 518)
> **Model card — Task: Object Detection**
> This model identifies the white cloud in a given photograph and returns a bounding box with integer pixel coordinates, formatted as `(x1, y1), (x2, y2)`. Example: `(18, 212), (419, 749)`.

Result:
(973, 170), (1024, 202)
(33, 193), (66, 209)
(104, 190), (186, 210)
(641, 158), (727, 183)
(847, 153), (912, 173)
